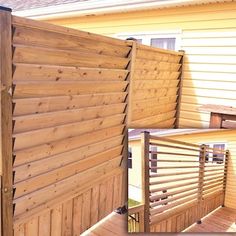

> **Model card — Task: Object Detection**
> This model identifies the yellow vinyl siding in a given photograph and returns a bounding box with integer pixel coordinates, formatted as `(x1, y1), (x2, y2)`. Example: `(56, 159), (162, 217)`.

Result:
(47, 2), (236, 128)
(167, 130), (236, 210)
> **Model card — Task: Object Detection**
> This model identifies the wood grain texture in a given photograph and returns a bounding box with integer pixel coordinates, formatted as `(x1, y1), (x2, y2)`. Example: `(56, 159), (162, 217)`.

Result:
(0, 9), (13, 236)
(11, 15), (129, 236)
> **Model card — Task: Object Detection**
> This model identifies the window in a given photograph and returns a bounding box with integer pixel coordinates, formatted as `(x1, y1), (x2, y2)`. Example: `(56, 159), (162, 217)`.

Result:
(128, 147), (132, 169)
(213, 144), (225, 163)
(203, 143), (226, 164)
(151, 38), (176, 50)
(150, 146), (157, 173)
(116, 31), (181, 51)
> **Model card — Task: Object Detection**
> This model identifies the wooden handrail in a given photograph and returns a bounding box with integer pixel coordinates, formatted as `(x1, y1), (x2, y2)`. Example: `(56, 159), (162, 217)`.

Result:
(128, 204), (144, 215)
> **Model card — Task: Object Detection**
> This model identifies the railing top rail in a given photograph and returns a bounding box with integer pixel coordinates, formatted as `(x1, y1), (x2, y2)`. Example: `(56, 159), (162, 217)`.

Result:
(149, 135), (200, 148)
(128, 204), (145, 215)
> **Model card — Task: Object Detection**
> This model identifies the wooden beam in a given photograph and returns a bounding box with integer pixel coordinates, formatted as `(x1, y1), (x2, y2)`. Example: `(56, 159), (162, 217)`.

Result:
(141, 131), (150, 232)
(209, 113), (223, 128)
(0, 6), (13, 236)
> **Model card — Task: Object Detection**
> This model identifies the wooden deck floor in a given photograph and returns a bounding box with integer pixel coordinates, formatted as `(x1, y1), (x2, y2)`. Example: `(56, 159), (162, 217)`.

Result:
(185, 207), (236, 233)
(82, 212), (128, 236)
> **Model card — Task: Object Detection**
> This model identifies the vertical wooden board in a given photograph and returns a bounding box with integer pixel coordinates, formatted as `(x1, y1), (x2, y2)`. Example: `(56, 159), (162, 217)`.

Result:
(171, 215), (177, 232)
(81, 189), (91, 233)
(14, 224), (25, 236)
(105, 178), (114, 214)
(176, 214), (181, 232)
(51, 204), (63, 236)
(113, 173), (121, 208)
(90, 185), (99, 226)
(166, 219), (172, 232)
(160, 220), (167, 232)
(38, 211), (51, 236)
(62, 199), (73, 236)
(184, 210), (189, 229)
(25, 218), (38, 236)
(72, 195), (83, 236)
(98, 182), (107, 220)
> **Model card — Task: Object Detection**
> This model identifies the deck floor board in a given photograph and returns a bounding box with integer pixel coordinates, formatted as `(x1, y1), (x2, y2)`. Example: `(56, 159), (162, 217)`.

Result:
(185, 207), (236, 233)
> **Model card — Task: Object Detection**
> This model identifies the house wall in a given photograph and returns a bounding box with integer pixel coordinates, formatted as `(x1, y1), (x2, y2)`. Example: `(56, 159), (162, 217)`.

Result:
(46, 1), (236, 128)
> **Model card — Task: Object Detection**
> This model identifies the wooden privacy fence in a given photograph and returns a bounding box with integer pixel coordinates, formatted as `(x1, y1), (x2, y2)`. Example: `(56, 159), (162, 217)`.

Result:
(127, 42), (184, 128)
(129, 132), (229, 233)
(0, 8), (131, 236)
(0, 7), (184, 235)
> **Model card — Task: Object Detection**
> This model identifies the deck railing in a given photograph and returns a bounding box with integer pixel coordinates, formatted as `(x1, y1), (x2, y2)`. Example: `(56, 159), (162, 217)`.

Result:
(128, 204), (144, 232)
(131, 131), (229, 233)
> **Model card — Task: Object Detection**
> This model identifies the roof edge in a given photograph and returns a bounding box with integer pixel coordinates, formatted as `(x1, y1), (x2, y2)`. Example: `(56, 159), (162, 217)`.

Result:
(12, 0), (230, 20)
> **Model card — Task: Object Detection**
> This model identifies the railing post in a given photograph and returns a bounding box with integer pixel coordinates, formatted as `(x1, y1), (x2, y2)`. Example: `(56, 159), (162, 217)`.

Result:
(197, 144), (206, 224)
(175, 50), (185, 128)
(0, 6), (13, 236)
(222, 150), (229, 207)
(141, 131), (150, 232)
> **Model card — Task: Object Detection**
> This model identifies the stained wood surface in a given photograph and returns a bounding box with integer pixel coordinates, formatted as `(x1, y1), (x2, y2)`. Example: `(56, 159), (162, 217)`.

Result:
(10, 15), (130, 235)
(185, 207), (236, 232)
(0, 9), (13, 236)
(83, 212), (128, 236)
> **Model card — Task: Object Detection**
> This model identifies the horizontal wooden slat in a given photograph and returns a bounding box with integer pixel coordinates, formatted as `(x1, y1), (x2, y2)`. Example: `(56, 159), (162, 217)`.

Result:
(133, 70), (180, 80)
(149, 136), (200, 148)
(13, 124), (124, 166)
(132, 103), (176, 121)
(150, 185), (198, 202)
(13, 45), (129, 69)
(136, 44), (183, 56)
(13, 26), (130, 58)
(13, 63), (129, 81)
(14, 163), (123, 223)
(150, 195), (197, 215)
(13, 92), (127, 116)
(135, 58), (181, 71)
(149, 142), (200, 152)
(133, 87), (178, 101)
(14, 145), (122, 198)
(150, 190), (198, 207)
(12, 16), (128, 47)
(133, 80), (179, 90)
(14, 135), (123, 182)
(14, 103), (126, 133)
(150, 175), (199, 186)
(130, 110), (176, 127)
(13, 113), (125, 150)
(13, 81), (128, 98)
(150, 181), (198, 194)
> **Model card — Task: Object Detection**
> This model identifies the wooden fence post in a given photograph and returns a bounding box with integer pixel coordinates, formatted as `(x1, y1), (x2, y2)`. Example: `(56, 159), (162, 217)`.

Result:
(197, 144), (206, 224)
(120, 41), (135, 211)
(141, 131), (150, 232)
(175, 50), (185, 128)
(222, 150), (229, 207)
(0, 6), (13, 236)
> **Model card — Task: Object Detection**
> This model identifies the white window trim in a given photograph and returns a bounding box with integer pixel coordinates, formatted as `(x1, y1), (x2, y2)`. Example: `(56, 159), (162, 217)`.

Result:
(115, 30), (182, 51)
